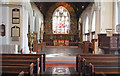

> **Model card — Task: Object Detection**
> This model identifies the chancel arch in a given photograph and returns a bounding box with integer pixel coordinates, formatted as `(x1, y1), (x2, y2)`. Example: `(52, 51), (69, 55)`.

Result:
(44, 2), (77, 44)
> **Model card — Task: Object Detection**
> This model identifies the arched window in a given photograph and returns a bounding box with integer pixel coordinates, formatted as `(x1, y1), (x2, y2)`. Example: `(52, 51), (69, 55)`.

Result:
(92, 11), (96, 31)
(85, 16), (89, 33)
(52, 6), (70, 34)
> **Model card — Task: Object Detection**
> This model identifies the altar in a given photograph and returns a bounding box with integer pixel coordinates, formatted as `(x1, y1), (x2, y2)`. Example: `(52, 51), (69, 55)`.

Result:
(53, 40), (69, 46)
(44, 34), (78, 46)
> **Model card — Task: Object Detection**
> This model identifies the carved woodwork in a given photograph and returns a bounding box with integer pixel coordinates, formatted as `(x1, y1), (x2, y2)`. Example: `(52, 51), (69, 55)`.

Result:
(1, 24), (5, 36)
(33, 41), (46, 52)
(80, 23), (83, 42)
(43, 34), (78, 46)
(78, 42), (84, 50)
(91, 39), (97, 54)
(38, 44), (42, 52)
(43, 34), (78, 42)
(83, 41), (90, 53)
(33, 40), (38, 52)
(98, 34), (120, 52)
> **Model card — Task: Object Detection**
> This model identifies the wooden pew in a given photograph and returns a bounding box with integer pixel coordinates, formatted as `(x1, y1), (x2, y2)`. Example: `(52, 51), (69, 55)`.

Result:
(76, 54), (120, 76)
(76, 54), (120, 71)
(92, 66), (120, 75)
(83, 58), (120, 76)
(76, 54), (120, 72)
(1, 54), (46, 73)
(80, 54), (119, 57)
(1, 58), (40, 74)
(86, 61), (120, 67)
(84, 57), (120, 61)
(0, 63), (34, 76)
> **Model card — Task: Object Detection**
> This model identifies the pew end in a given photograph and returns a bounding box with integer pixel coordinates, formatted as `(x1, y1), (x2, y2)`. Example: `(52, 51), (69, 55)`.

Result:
(37, 58), (40, 74)
(18, 71), (24, 76)
(78, 56), (84, 74)
(30, 63), (34, 75)
(76, 54), (79, 72)
(88, 63), (95, 76)
(1, 54), (46, 76)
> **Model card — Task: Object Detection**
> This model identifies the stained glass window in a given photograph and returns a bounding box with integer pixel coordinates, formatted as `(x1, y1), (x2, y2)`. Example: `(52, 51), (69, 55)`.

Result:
(52, 6), (70, 34)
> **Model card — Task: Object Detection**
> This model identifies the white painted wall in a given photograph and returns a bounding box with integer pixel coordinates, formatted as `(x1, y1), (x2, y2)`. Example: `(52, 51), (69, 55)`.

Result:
(1, 6), (9, 44)
(0, 2), (27, 53)
(0, 4), (2, 51)
(0, 2), (44, 53)
(100, 2), (113, 33)
(0, 4), (2, 25)
(9, 6), (21, 45)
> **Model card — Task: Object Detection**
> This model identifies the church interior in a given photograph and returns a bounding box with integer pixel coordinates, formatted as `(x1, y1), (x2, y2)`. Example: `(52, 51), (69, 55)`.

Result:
(0, 0), (120, 76)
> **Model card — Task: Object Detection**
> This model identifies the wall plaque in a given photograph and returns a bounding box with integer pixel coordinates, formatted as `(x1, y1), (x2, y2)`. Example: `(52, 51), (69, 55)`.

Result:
(12, 8), (20, 24)
(11, 26), (20, 41)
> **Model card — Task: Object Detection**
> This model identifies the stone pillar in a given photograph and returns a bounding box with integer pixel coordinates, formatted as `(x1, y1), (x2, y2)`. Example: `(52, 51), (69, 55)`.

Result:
(89, 10), (93, 42)
(113, 1), (118, 33)
(118, 2), (120, 24)
(94, 2), (103, 54)
(20, 6), (24, 53)
(21, 6), (29, 54)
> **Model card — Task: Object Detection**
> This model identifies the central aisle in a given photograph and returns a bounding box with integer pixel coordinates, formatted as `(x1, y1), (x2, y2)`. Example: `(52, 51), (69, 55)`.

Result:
(38, 46), (82, 75)
(46, 56), (76, 70)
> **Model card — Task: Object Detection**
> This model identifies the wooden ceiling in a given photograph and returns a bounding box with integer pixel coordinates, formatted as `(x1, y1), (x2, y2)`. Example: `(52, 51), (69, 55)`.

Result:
(34, 2), (91, 18)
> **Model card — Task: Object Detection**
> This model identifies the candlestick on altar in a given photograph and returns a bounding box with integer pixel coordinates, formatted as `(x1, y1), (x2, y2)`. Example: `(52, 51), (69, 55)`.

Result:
(27, 32), (36, 53)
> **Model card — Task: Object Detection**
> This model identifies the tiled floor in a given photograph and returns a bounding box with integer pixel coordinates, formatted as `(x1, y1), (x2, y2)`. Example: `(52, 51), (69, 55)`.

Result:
(43, 67), (78, 76)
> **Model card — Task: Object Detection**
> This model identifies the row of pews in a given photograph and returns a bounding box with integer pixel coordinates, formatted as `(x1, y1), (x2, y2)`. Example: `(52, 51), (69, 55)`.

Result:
(76, 54), (120, 76)
(0, 54), (45, 76)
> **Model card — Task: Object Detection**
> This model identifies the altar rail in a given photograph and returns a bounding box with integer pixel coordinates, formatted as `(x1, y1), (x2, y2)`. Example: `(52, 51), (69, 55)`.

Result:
(78, 39), (97, 53)
(33, 41), (46, 52)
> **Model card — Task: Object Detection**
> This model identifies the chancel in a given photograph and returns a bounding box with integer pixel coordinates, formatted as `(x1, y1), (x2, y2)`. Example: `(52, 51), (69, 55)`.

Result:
(0, 0), (120, 76)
